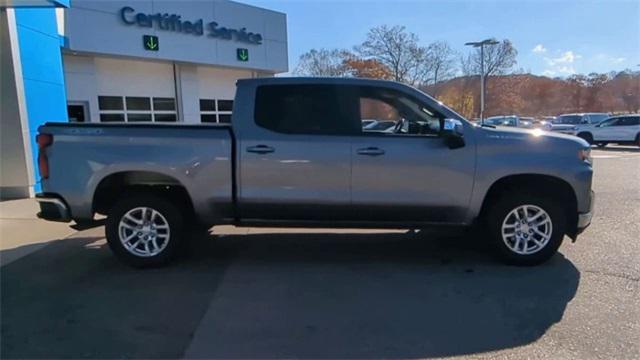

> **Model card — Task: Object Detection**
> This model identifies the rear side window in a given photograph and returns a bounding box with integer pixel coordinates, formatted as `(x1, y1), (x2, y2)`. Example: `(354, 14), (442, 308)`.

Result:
(254, 85), (358, 135)
(618, 116), (640, 126)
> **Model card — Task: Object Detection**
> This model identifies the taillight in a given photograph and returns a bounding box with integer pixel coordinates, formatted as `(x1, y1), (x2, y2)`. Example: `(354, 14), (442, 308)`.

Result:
(36, 134), (53, 179)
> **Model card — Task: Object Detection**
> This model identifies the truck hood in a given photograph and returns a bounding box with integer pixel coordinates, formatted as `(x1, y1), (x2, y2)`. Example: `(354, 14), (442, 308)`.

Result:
(478, 125), (589, 148)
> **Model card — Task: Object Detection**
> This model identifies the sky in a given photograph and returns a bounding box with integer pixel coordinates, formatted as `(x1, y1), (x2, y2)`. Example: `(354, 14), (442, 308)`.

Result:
(244, 0), (640, 77)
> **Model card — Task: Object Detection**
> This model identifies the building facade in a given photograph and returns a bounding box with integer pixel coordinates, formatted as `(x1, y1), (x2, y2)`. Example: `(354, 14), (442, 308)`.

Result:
(0, 0), (288, 198)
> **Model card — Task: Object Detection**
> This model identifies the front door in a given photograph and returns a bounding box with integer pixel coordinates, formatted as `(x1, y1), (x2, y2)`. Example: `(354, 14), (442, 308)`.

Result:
(350, 86), (475, 224)
(238, 84), (358, 221)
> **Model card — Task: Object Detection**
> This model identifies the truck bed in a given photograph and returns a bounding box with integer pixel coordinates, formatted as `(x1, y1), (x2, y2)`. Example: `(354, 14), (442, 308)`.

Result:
(38, 122), (235, 223)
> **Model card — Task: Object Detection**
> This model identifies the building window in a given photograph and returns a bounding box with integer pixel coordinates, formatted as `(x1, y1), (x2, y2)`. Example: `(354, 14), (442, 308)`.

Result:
(98, 96), (177, 122)
(200, 99), (233, 123)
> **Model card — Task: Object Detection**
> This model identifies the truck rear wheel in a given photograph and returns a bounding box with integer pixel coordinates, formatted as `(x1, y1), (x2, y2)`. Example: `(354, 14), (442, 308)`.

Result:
(105, 193), (184, 268)
(485, 192), (566, 266)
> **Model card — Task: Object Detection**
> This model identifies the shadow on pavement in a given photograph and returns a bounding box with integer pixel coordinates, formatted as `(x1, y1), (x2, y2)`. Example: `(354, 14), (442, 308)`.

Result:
(1, 230), (580, 359)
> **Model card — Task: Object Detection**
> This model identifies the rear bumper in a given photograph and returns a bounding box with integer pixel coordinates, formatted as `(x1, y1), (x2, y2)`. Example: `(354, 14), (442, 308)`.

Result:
(576, 190), (595, 234)
(35, 193), (71, 222)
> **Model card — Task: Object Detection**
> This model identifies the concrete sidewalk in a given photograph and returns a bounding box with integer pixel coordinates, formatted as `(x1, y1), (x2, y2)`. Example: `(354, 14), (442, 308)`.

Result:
(0, 198), (77, 266)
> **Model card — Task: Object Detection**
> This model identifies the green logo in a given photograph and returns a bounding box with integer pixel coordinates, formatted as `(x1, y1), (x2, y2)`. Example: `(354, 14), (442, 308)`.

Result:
(237, 48), (249, 61)
(143, 35), (159, 51)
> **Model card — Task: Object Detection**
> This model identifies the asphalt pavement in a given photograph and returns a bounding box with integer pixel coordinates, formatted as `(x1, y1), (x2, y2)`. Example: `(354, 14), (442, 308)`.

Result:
(1, 146), (638, 359)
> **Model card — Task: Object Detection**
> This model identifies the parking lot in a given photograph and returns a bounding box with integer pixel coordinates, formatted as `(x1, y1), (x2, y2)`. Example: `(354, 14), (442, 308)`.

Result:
(1, 146), (638, 359)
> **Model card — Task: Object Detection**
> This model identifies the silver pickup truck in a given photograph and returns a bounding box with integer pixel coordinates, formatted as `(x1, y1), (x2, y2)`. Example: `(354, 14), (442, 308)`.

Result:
(36, 78), (594, 267)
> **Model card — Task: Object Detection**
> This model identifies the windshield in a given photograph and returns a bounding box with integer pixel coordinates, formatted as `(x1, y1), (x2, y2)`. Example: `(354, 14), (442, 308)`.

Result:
(553, 115), (582, 124)
(485, 116), (517, 126)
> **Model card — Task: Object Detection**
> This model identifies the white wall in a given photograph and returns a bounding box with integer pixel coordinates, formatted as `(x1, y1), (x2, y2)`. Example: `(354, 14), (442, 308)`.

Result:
(63, 54), (98, 121)
(64, 53), (256, 123)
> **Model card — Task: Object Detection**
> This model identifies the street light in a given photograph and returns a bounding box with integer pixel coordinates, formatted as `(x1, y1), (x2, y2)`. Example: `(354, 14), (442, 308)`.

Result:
(465, 38), (499, 124)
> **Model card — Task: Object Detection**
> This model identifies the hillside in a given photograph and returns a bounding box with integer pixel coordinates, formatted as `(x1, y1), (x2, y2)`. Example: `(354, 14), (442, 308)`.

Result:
(421, 72), (640, 119)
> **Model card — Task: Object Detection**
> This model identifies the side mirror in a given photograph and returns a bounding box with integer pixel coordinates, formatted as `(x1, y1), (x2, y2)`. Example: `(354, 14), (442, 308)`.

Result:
(442, 118), (465, 149)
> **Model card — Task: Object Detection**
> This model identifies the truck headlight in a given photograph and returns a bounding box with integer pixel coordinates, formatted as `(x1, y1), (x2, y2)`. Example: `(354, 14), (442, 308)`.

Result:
(579, 148), (592, 165)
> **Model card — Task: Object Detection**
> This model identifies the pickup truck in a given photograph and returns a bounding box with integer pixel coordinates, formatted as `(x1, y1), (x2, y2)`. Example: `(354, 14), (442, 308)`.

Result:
(36, 77), (595, 267)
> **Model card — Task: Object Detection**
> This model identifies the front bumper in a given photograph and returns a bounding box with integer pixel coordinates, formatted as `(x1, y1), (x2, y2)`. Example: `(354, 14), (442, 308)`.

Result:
(35, 193), (71, 222)
(576, 190), (595, 234)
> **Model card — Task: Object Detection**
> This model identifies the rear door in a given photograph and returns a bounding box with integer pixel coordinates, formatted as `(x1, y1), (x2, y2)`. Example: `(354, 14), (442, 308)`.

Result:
(350, 86), (475, 224)
(614, 116), (640, 141)
(237, 84), (359, 221)
(593, 117), (619, 141)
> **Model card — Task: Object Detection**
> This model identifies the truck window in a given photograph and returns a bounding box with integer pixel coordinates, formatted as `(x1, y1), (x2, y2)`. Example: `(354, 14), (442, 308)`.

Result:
(254, 85), (358, 135)
(358, 87), (441, 136)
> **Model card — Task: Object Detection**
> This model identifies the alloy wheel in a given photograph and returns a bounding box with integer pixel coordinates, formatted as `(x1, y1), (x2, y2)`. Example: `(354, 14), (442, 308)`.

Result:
(501, 204), (553, 255)
(118, 207), (170, 257)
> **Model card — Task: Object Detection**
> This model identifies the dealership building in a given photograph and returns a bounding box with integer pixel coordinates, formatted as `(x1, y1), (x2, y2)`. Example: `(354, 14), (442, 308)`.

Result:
(1, 0), (288, 199)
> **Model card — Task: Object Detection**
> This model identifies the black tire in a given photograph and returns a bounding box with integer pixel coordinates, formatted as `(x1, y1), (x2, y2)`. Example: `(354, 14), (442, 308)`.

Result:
(577, 132), (593, 145)
(636, 134), (640, 148)
(485, 191), (566, 266)
(106, 193), (184, 268)
(596, 142), (608, 148)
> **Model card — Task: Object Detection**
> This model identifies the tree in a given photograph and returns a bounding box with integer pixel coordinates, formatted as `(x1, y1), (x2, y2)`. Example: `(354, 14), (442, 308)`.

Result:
(460, 39), (518, 117)
(425, 41), (457, 85)
(356, 25), (425, 85)
(294, 48), (353, 77)
(343, 58), (392, 79)
(461, 39), (518, 77)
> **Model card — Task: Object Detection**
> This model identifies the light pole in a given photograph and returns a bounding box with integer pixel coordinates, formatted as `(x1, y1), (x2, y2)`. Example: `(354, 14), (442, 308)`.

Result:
(465, 38), (499, 124)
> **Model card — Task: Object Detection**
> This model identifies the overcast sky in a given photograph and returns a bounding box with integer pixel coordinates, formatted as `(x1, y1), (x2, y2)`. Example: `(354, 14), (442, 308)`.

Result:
(244, 0), (640, 77)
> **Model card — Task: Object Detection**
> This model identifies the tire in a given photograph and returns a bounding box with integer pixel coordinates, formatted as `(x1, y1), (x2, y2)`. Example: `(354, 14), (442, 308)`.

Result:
(636, 134), (640, 148)
(106, 193), (184, 268)
(577, 132), (593, 145)
(596, 142), (608, 148)
(485, 191), (566, 266)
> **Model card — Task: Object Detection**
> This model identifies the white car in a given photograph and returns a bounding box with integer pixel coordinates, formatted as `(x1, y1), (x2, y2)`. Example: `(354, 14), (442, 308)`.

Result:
(573, 115), (640, 147)
(551, 113), (610, 134)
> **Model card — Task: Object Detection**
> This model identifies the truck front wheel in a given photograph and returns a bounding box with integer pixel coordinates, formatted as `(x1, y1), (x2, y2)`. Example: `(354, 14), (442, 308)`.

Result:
(486, 193), (566, 266)
(105, 193), (184, 267)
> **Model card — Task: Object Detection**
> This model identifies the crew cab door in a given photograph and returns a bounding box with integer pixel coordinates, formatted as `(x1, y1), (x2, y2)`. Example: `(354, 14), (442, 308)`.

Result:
(237, 84), (359, 221)
(350, 86), (475, 224)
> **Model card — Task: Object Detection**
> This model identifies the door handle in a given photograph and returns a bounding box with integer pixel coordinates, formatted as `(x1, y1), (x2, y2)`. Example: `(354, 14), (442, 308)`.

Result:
(246, 145), (275, 154)
(356, 147), (385, 156)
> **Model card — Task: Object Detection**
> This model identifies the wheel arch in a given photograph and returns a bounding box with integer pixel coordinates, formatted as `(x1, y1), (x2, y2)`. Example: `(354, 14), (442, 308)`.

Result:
(479, 174), (579, 239)
(92, 171), (195, 218)
(576, 131), (593, 142)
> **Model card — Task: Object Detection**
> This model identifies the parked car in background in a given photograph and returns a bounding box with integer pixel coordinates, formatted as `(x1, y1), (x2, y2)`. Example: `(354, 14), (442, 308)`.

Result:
(363, 120), (396, 132)
(519, 117), (535, 128)
(484, 115), (534, 129)
(362, 119), (377, 128)
(551, 113), (610, 134)
(532, 118), (553, 131)
(571, 114), (640, 147)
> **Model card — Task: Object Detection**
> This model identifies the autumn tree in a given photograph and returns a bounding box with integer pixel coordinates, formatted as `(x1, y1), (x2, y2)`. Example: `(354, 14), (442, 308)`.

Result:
(294, 48), (353, 77)
(343, 58), (392, 79)
(356, 25), (426, 85)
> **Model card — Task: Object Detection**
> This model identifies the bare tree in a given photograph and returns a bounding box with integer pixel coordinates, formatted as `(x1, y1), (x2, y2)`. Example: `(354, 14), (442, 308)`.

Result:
(461, 39), (518, 77)
(425, 41), (457, 85)
(356, 25), (425, 85)
(294, 48), (353, 77)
